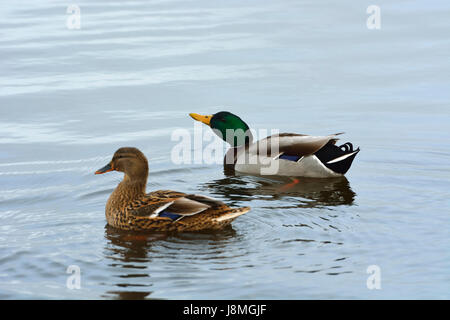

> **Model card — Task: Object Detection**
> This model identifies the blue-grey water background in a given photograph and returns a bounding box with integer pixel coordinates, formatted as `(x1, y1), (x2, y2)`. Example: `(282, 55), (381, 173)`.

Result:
(1, 0), (449, 299)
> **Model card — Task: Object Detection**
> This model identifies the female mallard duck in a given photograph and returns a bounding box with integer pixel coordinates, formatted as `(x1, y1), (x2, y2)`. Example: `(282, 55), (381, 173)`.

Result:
(190, 111), (359, 178)
(95, 147), (250, 232)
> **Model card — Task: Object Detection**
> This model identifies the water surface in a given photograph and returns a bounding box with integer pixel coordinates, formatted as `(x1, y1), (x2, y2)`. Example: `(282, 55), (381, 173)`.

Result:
(0, 0), (449, 299)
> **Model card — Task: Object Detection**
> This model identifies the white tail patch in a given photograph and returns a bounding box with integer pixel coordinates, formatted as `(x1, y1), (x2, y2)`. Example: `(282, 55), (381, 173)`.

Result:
(327, 150), (358, 164)
(213, 208), (250, 222)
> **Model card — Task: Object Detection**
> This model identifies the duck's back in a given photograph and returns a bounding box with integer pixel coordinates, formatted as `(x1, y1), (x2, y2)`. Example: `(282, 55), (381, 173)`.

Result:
(108, 190), (250, 232)
(228, 133), (359, 178)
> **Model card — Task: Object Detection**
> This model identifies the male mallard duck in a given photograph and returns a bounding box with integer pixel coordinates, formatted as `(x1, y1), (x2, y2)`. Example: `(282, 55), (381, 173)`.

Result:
(190, 111), (359, 178)
(95, 147), (250, 232)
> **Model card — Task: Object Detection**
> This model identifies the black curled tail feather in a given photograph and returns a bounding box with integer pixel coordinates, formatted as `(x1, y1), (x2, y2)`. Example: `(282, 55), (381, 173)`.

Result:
(314, 141), (360, 175)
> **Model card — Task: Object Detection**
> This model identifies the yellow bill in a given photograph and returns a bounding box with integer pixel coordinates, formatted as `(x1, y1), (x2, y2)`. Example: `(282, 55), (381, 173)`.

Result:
(189, 113), (212, 126)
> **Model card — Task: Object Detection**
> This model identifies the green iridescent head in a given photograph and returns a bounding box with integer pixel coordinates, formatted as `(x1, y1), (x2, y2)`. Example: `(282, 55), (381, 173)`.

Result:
(190, 111), (253, 147)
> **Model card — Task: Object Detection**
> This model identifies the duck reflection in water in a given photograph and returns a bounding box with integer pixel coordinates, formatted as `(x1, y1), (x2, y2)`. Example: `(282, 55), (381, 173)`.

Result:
(199, 169), (356, 208)
(102, 225), (238, 300)
(102, 225), (158, 300)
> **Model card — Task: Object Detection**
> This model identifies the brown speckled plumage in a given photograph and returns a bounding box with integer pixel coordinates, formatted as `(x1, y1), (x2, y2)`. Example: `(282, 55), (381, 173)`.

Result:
(96, 147), (250, 232)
